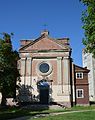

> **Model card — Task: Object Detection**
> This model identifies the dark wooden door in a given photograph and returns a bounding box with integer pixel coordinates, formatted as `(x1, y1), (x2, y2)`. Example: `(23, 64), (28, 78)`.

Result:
(40, 89), (49, 104)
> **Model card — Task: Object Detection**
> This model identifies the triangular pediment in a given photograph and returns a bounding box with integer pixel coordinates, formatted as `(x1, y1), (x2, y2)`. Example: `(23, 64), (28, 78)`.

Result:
(20, 36), (68, 51)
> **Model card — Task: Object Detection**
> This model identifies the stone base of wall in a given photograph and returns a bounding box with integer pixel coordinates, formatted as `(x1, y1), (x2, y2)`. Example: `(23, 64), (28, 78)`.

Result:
(51, 102), (71, 108)
(21, 104), (68, 110)
(89, 95), (95, 102)
(76, 103), (89, 106)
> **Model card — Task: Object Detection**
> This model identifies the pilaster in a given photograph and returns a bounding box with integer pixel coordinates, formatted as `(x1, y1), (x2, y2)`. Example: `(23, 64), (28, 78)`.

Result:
(57, 57), (63, 94)
(57, 57), (62, 84)
(63, 57), (71, 94)
(21, 58), (26, 76)
(26, 57), (32, 86)
(63, 57), (70, 85)
(26, 57), (32, 76)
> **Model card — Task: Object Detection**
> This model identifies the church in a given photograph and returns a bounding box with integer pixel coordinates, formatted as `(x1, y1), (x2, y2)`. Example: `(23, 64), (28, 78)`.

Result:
(17, 30), (89, 107)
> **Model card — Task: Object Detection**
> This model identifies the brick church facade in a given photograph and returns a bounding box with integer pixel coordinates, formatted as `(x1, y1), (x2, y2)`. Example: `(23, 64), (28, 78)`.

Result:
(17, 31), (89, 107)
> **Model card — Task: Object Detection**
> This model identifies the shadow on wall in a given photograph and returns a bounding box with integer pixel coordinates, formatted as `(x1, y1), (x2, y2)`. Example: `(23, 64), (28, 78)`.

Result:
(15, 83), (50, 110)
(16, 82), (54, 105)
(16, 84), (39, 103)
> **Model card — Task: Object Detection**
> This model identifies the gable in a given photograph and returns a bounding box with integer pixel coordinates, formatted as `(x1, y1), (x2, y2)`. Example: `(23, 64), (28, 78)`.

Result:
(20, 37), (68, 51)
(74, 65), (89, 73)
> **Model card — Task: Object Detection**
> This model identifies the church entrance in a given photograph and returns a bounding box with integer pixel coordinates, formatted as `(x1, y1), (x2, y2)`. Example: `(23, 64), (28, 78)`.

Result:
(40, 88), (49, 104)
(37, 79), (49, 104)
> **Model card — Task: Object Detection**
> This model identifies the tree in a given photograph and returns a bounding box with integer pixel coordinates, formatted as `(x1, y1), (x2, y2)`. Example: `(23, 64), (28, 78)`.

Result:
(80, 0), (95, 57)
(0, 33), (20, 106)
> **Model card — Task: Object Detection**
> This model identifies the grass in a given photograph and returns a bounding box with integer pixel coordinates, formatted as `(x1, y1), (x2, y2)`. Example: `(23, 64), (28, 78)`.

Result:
(0, 105), (95, 120)
(0, 107), (39, 120)
(29, 111), (95, 120)
(39, 105), (95, 113)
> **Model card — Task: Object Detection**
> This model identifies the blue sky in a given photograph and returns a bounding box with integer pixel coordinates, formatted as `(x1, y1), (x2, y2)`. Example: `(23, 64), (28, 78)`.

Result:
(0, 0), (85, 66)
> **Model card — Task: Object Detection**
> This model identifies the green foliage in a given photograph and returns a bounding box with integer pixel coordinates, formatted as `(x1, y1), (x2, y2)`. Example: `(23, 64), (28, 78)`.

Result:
(0, 33), (20, 105)
(80, 0), (95, 57)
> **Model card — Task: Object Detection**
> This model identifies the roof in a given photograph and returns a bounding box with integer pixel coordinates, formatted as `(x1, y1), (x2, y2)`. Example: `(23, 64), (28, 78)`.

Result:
(19, 30), (71, 52)
(74, 64), (90, 73)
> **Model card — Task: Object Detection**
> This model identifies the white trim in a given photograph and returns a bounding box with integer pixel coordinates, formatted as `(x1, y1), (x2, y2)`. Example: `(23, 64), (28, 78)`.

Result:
(76, 89), (84, 98)
(76, 72), (83, 79)
(57, 57), (62, 85)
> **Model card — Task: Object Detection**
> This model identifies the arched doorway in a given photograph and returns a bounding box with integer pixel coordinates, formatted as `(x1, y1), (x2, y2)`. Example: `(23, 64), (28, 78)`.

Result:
(37, 79), (49, 104)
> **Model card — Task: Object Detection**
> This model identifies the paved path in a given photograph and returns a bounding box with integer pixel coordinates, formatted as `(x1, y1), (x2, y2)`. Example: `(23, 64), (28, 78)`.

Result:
(9, 109), (95, 120)
(50, 109), (95, 116)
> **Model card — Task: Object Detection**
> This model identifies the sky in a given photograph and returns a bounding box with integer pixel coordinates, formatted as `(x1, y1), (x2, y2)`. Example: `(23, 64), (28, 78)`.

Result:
(0, 0), (85, 66)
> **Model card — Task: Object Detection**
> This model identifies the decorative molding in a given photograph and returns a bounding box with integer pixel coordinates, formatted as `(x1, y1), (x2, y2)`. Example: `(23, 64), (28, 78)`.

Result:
(57, 57), (62, 60)
(63, 56), (69, 59)
(27, 57), (32, 60)
(36, 61), (53, 76)
(21, 58), (26, 60)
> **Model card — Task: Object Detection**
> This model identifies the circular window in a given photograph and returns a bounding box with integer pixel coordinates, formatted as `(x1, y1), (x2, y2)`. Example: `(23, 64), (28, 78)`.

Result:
(39, 63), (49, 73)
(37, 61), (52, 76)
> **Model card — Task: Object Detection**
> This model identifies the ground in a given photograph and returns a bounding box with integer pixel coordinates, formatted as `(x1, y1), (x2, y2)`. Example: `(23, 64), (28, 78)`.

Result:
(0, 106), (95, 120)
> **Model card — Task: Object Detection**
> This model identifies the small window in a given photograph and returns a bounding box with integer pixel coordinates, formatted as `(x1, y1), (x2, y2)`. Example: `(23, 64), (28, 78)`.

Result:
(39, 63), (49, 73)
(76, 72), (83, 79)
(76, 89), (84, 98)
(84, 56), (87, 60)
(37, 61), (52, 76)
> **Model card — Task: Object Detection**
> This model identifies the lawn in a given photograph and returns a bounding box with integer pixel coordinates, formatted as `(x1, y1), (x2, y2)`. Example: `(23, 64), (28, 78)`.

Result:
(0, 106), (95, 120)
(29, 111), (95, 120)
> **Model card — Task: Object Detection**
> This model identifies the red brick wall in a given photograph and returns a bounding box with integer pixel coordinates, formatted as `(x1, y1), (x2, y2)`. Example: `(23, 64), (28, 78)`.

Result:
(74, 65), (89, 105)
(31, 59), (58, 85)
(25, 38), (64, 51)
(49, 60), (57, 85)
(76, 85), (89, 105)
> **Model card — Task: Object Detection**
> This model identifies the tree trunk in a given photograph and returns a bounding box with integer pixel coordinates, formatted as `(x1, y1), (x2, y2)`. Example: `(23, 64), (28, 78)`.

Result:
(1, 89), (7, 106)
